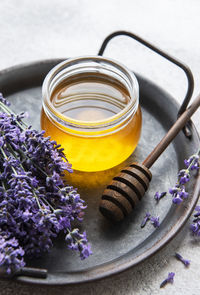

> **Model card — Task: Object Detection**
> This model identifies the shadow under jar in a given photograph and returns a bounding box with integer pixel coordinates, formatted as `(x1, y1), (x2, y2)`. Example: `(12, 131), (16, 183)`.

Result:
(41, 56), (141, 172)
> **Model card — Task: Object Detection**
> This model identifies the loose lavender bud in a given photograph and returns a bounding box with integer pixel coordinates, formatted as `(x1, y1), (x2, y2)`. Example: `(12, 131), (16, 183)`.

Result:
(150, 216), (160, 228)
(160, 272), (175, 288)
(193, 206), (200, 218)
(191, 222), (200, 237)
(190, 206), (200, 236)
(154, 191), (167, 202)
(175, 253), (190, 267)
(141, 212), (151, 228)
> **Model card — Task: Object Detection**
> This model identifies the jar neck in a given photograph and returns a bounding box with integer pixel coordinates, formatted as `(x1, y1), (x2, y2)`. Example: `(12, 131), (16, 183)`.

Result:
(42, 56), (139, 136)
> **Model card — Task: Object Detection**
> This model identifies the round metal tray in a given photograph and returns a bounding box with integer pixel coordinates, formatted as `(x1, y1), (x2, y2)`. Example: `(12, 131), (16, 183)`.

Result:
(0, 59), (199, 285)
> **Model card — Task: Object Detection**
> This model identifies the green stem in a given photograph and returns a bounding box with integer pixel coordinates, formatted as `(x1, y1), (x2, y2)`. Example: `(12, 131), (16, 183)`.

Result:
(0, 102), (72, 209)
(0, 101), (28, 131)
(17, 146), (48, 177)
(33, 192), (43, 210)
(8, 143), (57, 211)
(41, 196), (55, 211)
(66, 228), (84, 245)
(13, 144), (71, 197)
(0, 146), (44, 210)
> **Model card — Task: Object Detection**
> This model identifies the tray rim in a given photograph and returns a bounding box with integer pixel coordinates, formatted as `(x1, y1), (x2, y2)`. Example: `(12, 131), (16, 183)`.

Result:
(0, 58), (199, 286)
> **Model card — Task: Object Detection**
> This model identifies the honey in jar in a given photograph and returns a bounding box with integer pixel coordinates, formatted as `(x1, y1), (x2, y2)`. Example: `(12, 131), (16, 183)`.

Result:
(41, 57), (141, 172)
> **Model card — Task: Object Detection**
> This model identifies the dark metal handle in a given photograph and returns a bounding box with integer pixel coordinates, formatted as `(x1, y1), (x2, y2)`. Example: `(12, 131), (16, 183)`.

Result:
(0, 267), (48, 279)
(17, 267), (48, 279)
(98, 30), (194, 138)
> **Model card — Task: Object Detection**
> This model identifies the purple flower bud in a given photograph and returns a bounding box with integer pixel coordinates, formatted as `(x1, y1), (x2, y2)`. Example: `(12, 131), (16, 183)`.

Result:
(190, 222), (199, 234)
(190, 217), (200, 236)
(150, 216), (160, 228)
(160, 272), (175, 288)
(141, 212), (151, 228)
(0, 93), (10, 106)
(175, 252), (190, 267)
(194, 206), (200, 218)
(0, 233), (25, 274)
(172, 195), (183, 204)
(184, 154), (199, 171)
(154, 191), (167, 202)
(178, 169), (190, 185)
(169, 186), (179, 194)
(170, 184), (189, 204)
(80, 243), (92, 260)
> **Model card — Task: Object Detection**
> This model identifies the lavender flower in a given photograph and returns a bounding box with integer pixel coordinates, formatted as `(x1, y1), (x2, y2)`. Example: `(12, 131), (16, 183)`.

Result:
(141, 212), (151, 228)
(0, 94), (91, 274)
(65, 230), (92, 260)
(0, 93), (10, 106)
(190, 206), (200, 236)
(184, 154), (199, 171)
(193, 206), (200, 218)
(178, 169), (190, 185)
(170, 185), (188, 204)
(169, 149), (199, 204)
(164, 149), (200, 238)
(160, 272), (175, 288)
(175, 253), (190, 267)
(150, 216), (160, 228)
(154, 191), (167, 202)
(190, 221), (200, 236)
(0, 232), (25, 274)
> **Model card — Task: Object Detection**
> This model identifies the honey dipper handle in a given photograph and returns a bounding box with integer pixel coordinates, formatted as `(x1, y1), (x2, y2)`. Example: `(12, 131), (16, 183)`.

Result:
(143, 94), (200, 169)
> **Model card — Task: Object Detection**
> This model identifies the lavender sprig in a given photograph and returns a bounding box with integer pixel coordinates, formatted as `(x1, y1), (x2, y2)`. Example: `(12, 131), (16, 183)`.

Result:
(65, 229), (92, 260)
(169, 149), (200, 204)
(0, 94), (92, 274)
(184, 154), (199, 171)
(160, 272), (175, 288)
(0, 232), (25, 274)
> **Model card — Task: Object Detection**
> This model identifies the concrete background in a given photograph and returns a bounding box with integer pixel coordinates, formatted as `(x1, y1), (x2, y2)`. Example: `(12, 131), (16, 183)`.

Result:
(0, 0), (199, 294)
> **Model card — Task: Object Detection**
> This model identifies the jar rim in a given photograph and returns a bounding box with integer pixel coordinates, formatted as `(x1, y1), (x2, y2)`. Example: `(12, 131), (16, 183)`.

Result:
(42, 56), (139, 130)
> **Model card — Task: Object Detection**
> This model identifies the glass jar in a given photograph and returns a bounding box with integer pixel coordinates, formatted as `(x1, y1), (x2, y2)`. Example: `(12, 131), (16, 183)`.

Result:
(41, 56), (141, 172)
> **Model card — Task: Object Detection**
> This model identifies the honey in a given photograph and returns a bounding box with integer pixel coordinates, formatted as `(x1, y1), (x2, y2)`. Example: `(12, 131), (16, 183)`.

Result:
(41, 57), (141, 172)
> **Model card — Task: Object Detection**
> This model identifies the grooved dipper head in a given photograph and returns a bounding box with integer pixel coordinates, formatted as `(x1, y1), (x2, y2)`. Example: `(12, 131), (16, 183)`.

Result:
(99, 163), (152, 222)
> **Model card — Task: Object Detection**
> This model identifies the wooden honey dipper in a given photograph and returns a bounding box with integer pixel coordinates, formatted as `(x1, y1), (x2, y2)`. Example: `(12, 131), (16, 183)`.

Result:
(99, 94), (200, 222)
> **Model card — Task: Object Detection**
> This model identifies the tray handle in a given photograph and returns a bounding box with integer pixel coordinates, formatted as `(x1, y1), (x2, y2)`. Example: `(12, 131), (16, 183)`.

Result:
(98, 31), (194, 138)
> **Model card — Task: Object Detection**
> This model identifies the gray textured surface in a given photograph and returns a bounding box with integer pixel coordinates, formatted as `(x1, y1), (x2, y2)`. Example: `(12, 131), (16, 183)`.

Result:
(0, 0), (199, 294)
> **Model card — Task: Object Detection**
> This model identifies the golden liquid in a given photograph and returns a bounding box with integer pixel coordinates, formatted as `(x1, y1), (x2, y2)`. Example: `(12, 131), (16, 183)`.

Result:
(41, 75), (142, 172)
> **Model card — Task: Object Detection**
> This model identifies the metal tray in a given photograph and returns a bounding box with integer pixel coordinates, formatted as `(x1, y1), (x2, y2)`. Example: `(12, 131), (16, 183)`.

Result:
(0, 59), (199, 285)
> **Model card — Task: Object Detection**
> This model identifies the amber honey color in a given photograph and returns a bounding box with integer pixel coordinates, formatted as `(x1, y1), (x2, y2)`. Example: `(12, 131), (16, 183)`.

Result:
(41, 73), (142, 172)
